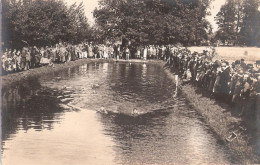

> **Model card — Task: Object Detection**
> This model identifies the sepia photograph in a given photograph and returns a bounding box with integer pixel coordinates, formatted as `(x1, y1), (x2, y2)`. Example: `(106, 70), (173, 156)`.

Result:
(1, 0), (260, 164)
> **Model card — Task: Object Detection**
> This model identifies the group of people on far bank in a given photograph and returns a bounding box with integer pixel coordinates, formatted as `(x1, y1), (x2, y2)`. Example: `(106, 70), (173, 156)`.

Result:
(1, 42), (112, 74)
(1, 43), (170, 75)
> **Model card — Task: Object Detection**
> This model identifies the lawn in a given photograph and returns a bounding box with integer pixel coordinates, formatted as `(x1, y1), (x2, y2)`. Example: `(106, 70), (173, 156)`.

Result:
(187, 47), (260, 65)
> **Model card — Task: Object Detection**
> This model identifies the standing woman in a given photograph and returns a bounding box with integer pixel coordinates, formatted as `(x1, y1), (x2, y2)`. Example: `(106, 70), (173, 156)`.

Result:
(136, 47), (141, 59)
(143, 46), (147, 60)
(66, 45), (72, 62)
(125, 46), (130, 60)
(21, 48), (27, 70)
(15, 50), (22, 71)
(117, 45), (122, 59)
(103, 45), (109, 59)
(11, 49), (17, 72)
(89, 44), (94, 58)
(109, 45), (114, 58)
(60, 46), (67, 63)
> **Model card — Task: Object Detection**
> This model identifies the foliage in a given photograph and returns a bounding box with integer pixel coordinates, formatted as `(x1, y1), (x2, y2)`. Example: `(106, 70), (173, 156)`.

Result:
(215, 0), (238, 45)
(214, 0), (260, 46)
(93, 0), (213, 46)
(2, 0), (91, 49)
(239, 0), (260, 46)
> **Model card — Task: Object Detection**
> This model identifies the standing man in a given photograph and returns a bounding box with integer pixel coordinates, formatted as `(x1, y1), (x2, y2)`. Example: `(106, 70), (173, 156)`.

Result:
(25, 47), (31, 70)
(116, 45), (120, 60)
(82, 44), (88, 58)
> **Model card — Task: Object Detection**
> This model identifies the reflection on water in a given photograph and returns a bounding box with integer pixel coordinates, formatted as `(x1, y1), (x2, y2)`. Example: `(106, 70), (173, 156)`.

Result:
(2, 62), (235, 164)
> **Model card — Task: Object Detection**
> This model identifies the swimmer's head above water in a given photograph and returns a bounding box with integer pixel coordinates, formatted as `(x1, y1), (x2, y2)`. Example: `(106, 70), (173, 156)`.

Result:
(132, 108), (138, 115)
(100, 105), (105, 111)
(99, 105), (108, 114)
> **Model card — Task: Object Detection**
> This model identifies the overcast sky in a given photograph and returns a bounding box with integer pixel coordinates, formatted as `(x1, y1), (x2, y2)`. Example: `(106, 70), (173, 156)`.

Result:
(64, 0), (226, 32)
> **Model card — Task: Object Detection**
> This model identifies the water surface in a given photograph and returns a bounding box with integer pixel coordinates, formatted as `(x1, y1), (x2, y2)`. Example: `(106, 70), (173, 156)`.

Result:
(2, 62), (233, 164)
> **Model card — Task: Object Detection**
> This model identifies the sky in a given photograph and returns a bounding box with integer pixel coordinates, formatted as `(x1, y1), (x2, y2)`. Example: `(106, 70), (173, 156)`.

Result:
(64, 0), (227, 32)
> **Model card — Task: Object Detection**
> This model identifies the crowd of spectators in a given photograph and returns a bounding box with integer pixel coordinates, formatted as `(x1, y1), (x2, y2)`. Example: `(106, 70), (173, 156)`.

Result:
(2, 43), (259, 116)
(167, 47), (260, 116)
(1, 42), (115, 75)
(1, 43), (170, 75)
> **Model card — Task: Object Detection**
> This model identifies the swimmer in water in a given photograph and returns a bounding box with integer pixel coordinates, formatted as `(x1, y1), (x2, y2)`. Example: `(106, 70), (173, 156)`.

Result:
(100, 105), (108, 114)
(132, 108), (139, 116)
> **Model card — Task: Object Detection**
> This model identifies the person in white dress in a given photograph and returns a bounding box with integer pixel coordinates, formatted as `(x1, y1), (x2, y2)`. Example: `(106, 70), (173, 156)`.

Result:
(143, 46), (147, 60)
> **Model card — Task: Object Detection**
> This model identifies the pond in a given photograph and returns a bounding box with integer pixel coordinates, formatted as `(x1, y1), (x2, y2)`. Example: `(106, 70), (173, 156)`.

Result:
(1, 62), (235, 164)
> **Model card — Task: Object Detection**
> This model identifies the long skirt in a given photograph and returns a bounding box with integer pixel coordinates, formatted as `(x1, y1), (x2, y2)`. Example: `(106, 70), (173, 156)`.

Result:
(82, 51), (88, 58)
(88, 51), (93, 58)
(40, 57), (50, 64)
(20, 58), (26, 69)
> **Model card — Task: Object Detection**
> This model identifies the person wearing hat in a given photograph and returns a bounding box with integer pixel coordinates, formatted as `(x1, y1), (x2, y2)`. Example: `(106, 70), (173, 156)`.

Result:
(240, 58), (247, 72)
(208, 63), (218, 93)
(229, 73), (239, 104)
(202, 64), (211, 89)
(239, 74), (253, 116)
(232, 75), (243, 109)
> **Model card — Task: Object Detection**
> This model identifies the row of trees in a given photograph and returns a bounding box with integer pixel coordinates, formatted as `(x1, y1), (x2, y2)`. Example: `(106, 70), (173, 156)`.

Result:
(93, 0), (213, 47)
(2, 0), (92, 49)
(214, 0), (260, 46)
(2, 0), (259, 48)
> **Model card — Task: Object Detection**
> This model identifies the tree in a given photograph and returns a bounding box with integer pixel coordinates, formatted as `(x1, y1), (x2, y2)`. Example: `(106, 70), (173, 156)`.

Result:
(215, 0), (260, 46)
(93, 0), (212, 46)
(215, 0), (238, 45)
(66, 2), (91, 44)
(2, 0), (91, 49)
(239, 0), (260, 46)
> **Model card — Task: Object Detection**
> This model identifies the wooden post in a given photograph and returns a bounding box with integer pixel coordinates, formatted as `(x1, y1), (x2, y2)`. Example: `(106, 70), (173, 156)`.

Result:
(173, 75), (178, 97)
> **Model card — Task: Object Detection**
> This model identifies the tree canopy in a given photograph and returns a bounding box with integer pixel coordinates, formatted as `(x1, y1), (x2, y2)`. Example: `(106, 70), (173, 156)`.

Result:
(93, 0), (213, 46)
(214, 0), (260, 46)
(2, 0), (91, 49)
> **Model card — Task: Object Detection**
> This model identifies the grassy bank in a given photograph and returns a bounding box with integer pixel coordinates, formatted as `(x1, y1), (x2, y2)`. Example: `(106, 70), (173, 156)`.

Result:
(163, 64), (259, 163)
(1, 59), (113, 89)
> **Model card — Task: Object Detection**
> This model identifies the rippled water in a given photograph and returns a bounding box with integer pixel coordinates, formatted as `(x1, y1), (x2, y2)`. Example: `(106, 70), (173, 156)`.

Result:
(2, 62), (234, 164)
